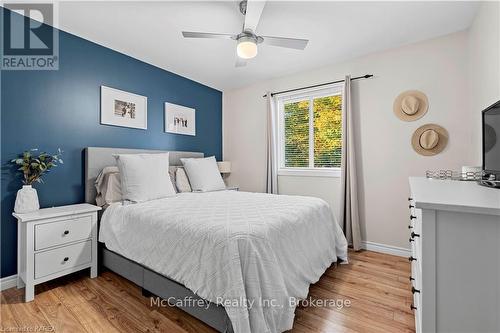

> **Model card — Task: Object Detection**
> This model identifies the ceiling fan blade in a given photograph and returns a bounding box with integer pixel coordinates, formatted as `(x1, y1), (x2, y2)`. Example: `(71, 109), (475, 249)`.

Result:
(261, 36), (309, 50)
(182, 31), (236, 40)
(235, 58), (247, 67)
(243, 0), (266, 33)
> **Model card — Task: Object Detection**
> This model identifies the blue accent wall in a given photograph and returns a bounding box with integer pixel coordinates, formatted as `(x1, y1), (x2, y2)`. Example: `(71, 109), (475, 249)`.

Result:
(0, 11), (222, 278)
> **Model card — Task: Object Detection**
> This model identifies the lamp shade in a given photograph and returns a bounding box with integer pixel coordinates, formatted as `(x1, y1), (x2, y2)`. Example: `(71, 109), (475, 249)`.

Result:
(237, 37), (258, 59)
(217, 161), (231, 174)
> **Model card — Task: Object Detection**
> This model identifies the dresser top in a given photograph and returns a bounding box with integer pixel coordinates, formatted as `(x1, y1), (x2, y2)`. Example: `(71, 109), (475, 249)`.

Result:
(409, 177), (500, 216)
(12, 203), (101, 222)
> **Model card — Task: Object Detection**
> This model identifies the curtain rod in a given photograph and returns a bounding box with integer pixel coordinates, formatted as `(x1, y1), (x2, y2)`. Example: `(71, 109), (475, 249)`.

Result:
(262, 74), (373, 98)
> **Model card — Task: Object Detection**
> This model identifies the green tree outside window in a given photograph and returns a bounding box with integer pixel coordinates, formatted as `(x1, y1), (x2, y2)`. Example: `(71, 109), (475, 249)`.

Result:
(284, 94), (342, 168)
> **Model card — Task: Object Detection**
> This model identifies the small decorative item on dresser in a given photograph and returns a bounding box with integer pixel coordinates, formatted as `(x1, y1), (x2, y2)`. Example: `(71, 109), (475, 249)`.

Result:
(425, 169), (483, 181)
(11, 148), (63, 213)
(14, 185), (39, 213)
(462, 166), (482, 180)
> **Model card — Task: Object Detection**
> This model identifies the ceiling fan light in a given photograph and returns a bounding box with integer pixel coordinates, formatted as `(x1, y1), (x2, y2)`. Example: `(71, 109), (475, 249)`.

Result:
(237, 37), (258, 59)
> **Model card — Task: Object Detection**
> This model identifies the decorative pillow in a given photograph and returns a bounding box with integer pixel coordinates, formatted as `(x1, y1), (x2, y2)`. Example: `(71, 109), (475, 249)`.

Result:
(180, 156), (225, 192)
(175, 167), (192, 192)
(114, 153), (176, 202)
(168, 166), (179, 193)
(95, 166), (122, 206)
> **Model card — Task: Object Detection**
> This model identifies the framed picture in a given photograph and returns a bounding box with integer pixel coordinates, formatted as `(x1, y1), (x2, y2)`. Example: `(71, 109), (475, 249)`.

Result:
(164, 102), (196, 136)
(101, 86), (147, 129)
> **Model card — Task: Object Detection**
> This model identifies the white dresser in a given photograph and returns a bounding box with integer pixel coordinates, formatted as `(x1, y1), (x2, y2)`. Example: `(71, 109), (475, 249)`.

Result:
(13, 203), (101, 302)
(409, 177), (500, 333)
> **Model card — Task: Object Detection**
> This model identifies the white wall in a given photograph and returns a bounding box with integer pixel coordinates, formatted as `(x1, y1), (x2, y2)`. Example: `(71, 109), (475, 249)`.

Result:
(223, 31), (476, 250)
(278, 176), (342, 222)
(468, 1), (500, 163)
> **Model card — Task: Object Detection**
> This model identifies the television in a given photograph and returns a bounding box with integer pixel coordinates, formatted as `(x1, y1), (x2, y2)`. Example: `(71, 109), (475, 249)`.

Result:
(482, 100), (500, 187)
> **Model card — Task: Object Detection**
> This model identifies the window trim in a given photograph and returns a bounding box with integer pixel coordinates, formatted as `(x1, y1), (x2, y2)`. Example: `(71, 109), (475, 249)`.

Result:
(276, 83), (343, 178)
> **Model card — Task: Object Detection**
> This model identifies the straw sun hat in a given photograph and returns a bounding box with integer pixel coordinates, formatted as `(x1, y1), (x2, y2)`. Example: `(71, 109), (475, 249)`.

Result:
(393, 90), (428, 121)
(411, 124), (448, 156)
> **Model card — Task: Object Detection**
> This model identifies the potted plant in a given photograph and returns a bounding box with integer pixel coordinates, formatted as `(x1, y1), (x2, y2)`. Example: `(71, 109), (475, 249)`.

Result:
(11, 148), (63, 213)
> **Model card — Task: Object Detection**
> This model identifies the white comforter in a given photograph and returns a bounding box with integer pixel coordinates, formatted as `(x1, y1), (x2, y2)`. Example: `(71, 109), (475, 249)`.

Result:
(99, 190), (348, 333)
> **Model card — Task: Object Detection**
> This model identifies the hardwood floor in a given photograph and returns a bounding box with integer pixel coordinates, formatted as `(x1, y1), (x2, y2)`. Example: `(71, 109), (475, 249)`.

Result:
(0, 250), (415, 333)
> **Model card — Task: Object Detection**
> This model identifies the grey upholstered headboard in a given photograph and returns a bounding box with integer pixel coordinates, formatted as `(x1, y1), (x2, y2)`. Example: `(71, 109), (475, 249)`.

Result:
(84, 147), (204, 204)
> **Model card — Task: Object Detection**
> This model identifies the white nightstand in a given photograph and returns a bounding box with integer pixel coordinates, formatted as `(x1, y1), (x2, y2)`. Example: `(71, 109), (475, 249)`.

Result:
(12, 203), (101, 302)
(226, 186), (239, 191)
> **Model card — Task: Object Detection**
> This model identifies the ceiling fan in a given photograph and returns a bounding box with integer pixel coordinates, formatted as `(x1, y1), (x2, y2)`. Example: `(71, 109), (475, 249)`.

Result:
(182, 0), (309, 67)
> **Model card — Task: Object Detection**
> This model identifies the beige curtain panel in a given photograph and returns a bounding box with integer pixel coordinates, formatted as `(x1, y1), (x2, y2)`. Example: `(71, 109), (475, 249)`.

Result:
(339, 75), (362, 250)
(266, 92), (278, 194)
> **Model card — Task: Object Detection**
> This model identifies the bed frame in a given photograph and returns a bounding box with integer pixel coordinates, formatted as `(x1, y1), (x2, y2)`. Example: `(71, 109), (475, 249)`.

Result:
(84, 147), (234, 333)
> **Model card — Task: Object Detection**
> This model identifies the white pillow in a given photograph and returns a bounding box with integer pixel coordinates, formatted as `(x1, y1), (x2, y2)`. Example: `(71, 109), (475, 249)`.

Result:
(114, 153), (176, 202)
(168, 166), (179, 193)
(95, 166), (122, 207)
(180, 156), (226, 192)
(175, 168), (192, 192)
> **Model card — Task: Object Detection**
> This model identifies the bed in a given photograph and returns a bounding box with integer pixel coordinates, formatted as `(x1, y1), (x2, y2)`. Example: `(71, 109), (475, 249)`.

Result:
(85, 147), (348, 333)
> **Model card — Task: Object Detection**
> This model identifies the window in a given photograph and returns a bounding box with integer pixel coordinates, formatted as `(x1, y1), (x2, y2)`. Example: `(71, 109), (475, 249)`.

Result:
(277, 85), (343, 177)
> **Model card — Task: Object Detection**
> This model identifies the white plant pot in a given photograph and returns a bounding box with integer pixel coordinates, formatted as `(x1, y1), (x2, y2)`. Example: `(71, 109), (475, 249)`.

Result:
(14, 185), (40, 213)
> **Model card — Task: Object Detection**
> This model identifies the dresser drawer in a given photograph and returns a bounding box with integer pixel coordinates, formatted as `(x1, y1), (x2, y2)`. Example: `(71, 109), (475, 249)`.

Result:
(412, 286), (422, 333)
(35, 215), (92, 250)
(34, 240), (92, 279)
(411, 258), (422, 294)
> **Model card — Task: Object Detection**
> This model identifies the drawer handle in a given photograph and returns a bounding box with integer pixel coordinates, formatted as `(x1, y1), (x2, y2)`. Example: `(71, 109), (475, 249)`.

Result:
(409, 276), (415, 282)
(63, 257), (69, 262)
(63, 230), (70, 235)
(408, 256), (417, 262)
(409, 204), (415, 209)
(412, 287), (421, 294)
(408, 197), (413, 201)
(411, 232), (420, 238)
(410, 215), (417, 220)
(409, 237), (414, 242)
(410, 304), (417, 311)
(408, 225), (413, 229)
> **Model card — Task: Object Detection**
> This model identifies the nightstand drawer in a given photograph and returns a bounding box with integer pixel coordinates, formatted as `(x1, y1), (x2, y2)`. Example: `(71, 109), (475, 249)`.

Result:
(35, 240), (92, 279)
(35, 215), (92, 250)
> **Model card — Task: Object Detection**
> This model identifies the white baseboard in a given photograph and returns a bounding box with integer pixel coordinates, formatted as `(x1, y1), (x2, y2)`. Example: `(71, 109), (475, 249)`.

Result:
(361, 241), (410, 257)
(1, 275), (17, 291)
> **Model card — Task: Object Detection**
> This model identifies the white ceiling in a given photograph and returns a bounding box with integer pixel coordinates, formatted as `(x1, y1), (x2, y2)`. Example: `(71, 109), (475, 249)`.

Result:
(55, 1), (479, 91)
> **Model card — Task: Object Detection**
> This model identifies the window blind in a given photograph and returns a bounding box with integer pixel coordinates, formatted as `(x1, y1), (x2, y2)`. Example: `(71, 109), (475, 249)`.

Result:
(284, 99), (309, 167)
(280, 91), (343, 170)
(313, 95), (342, 168)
